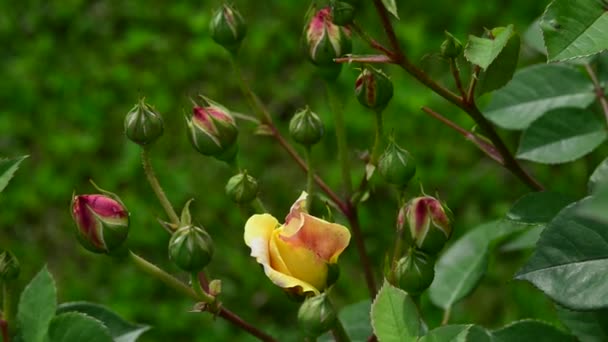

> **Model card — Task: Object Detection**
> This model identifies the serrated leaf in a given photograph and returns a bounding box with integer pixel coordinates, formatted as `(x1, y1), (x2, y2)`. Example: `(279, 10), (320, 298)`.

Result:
(492, 320), (575, 342)
(319, 300), (372, 342)
(381, 0), (399, 19)
(516, 108), (607, 164)
(46, 312), (113, 342)
(57, 302), (149, 342)
(556, 306), (608, 342)
(516, 198), (608, 310)
(429, 221), (526, 309)
(476, 29), (520, 95)
(0, 155), (28, 193)
(464, 25), (514, 70)
(542, 0), (608, 62)
(371, 281), (420, 342)
(17, 266), (57, 342)
(524, 18), (547, 55)
(588, 157), (608, 194)
(506, 191), (576, 224)
(419, 325), (472, 342)
(483, 64), (596, 130)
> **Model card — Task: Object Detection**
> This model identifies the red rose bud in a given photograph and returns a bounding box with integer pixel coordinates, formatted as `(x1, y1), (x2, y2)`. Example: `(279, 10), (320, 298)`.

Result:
(168, 225), (214, 272)
(355, 66), (394, 112)
(124, 98), (164, 145)
(0, 249), (20, 281)
(394, 249), (435, 295)
(289, 106), (324, 146)
(304, 6), (352, 67)
(71, 194), (129, 254)
(378, 140), (416, 186)
(402, 196), (452, 254)
(297, 293), (337, 337)
(186, 97), (238, 161)
(330, 1), (355, 26)
(210, 3), (247, 54)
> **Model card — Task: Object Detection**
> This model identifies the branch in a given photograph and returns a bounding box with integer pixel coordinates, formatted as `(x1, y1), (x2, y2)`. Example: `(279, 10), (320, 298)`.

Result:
(585, 63), (608, 125)
(334, 54), (393, 64)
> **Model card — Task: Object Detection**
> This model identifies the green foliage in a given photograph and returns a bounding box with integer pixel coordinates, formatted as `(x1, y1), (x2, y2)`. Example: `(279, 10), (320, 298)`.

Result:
(556, 306), (608, 342)
(371, 281), (421, 342)
(17, 266), (57, 342)
(464, 25), (515, 70)
(46, 312), (113, 342)
(492, 320), (575, 342)
(381, 0), (399, 19)
(588, 157), (608, 194)
(476, 28), (520, 96)
(419, 325), (474, 342)
(0, 155), (28, 193)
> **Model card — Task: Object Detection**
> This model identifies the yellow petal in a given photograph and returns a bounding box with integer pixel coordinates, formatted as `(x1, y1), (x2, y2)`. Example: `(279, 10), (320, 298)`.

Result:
(274, 228), (327, 291)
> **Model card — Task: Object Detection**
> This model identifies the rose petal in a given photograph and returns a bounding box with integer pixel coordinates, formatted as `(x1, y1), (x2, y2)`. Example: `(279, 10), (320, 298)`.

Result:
(274, 228), (327, 291)
(282, 213), (350, 263)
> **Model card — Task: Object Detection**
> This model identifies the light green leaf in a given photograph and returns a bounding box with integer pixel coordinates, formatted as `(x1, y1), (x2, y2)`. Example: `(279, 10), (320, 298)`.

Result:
(524, 18), (547, 55)
(542, 0), (608, 62)
(556, 306), (608, 342)
(371, 281), (420, 342)
(381, 0), (399, 19)
(0, 155), (28, 193)
(419, 325), (472, 342)
(500, 226), (545, 252)
(483, 64), (595, 130)
(57, 302), (149, 342)
(492, 320), (575, 342)
(17, 266), (57, 342)
(588, 157), (608, 194)
(464, 25), (514, 70)
(476, 28), (520, 95)
(46, 312), (113, 342)
(516, 198), (608, 310)
(429, 221), (526, 309)
(516, 108), (607, 164)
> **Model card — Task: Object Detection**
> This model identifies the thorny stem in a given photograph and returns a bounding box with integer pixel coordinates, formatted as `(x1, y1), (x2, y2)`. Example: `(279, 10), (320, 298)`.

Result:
(345, 204), (377, 297)
(370, 110), (385, 165)
(584, 63), (608, 125)
(325, 81), (353, 196)
(129, 251), (277, 342)
(141, 147), (180, 226)
(304, 146), (315, 211)
(331, 318), (352, 342)
(348, 22), (395, 57)
(334, 54), (393, 64)
(369, 0), (544, 191)
(466, 65), (481, 103)
(0, 319), (8, 342)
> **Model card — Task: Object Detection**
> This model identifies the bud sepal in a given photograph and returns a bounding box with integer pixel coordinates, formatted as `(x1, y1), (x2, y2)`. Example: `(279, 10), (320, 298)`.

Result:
(210, 4), (247, 54)
(378, 139), (416, 186)
(187, 96), (238, 161)
(355, 66), (394, 112)
(168, 225), (214, 272)
(304, 6), (352, 67)
(394, 249), (435, 295)
(401, 196), (452, 254)
(124, 98), (164, 145)
(225, 171), (259, 204)
(289, 106), (324, 146)
(0, 250), (20, 281)
(297, 293), (337, 337)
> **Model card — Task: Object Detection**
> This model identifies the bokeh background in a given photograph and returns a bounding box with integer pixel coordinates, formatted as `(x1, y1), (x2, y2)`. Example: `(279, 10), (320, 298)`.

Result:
(2, 0), (604, 341)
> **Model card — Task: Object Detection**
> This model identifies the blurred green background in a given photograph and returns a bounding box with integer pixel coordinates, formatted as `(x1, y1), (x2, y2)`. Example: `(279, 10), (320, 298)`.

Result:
(2, 0), (604, 341)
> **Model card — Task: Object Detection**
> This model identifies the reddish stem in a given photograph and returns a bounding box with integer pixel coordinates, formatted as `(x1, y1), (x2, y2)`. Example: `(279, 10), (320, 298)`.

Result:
(344, 203), (377, 297)
(0, 319), (9, 342)
(218, 308), (277, 342)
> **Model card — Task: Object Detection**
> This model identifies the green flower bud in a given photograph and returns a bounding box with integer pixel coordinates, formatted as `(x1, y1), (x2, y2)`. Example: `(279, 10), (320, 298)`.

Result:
(169, 225), (214, 272)
(71, 193), (130, 254)
(124, 98), (164, 146)
(355, 66), (393, 112)
(400, 196), (452, 254)
(210, 3), (247, 54)
(187, 96), (238, 161)
(378, 140), (416, 186)
(304, 6), (352, 67)
(440, 31), (463, 59)
(331, 1), (355, 26)
(225, 171), (259, 204)
(297, 293), (337, 337)
(0, 250), (20, 281)
(394, 249), (435, 295)
(289, 106), (324, 146)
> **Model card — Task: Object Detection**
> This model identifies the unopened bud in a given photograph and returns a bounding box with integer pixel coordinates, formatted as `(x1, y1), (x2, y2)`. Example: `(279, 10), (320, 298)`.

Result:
(225, 171), (259, 204)
(378, 140), (416, 186)
(304, 7), (352, 67)
(169, 225), (214, 272)
(210, 3), (247, 54)
(331, 1), (355, 26)
(71, 193), (130, 254)
(289, 107), (324, 146)
(297, 293), (337, 337)
(401, 196), (452, 254)
(355, 66), (393, 112)
(394, 249), (435, 295)
(187, 96), (238, 161)
(440, 31), (463, 59)
(124, 98), (164, 145)
(0, 250), (20, 281)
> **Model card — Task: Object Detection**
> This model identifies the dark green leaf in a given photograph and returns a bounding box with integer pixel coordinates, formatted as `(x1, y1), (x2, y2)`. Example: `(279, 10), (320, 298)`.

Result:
(483, 64), (595, 130)
(516, 108), (607, 164)
(492, 320), (575, 342)
(557, 306), (608, 342)
(516, 198), (608, 310)
(506, 191), (576, 224)
(419, 325), (472, 342)
(465, 25), (514, 70)
(17, 266), (57, 342)
(542, 0), (608, 62)
(588, 157), (608, 194)
(381, 0), (399, 19)
(57, 302), (149, 342)
(500, 226), (545, 252)
(46, 312), (113, 342)
(371, 280), (420, 342)
(0, 155), (28, 193)
(476, 29), (520, 95)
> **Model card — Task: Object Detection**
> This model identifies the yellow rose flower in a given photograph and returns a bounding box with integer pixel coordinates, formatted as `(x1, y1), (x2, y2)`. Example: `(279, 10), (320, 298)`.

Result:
(244, 192), (351, 295)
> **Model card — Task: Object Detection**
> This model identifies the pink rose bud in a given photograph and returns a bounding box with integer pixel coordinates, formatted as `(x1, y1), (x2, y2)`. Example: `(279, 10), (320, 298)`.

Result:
(401, 196), (452, 254)
(304, 6), (352, 67)
(186, 96), (238, 161)
(71, 194), (129, 254)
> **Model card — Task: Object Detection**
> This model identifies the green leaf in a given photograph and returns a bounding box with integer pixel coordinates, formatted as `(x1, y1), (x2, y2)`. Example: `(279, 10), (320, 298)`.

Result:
(483, 64), (596, 130)
(0, 155), (28, 193)
(464, 25), (514, 70)
(429, 221), (526, 309)
(556, 306), (608, 342)
(319, 300), (371, 341)
(588, 157), (608, 194)
(17, 266), (57, 342)
(57, 302), (149, 342)
(492, 320), (575, 342)
(542, 0), (608, 62)
(500, 226), (545, 252)
(524, 18), (547, 55)
(506, 191), (576, 224)
(516, 198), (608, 310)
(46, 312), (113, 342)
(381, 0), (399, 19)
(516, 108), (607, 164)
(419, 325), (472, 342)
(371, 280), (420, 342)
(476, 29), (520, 95)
